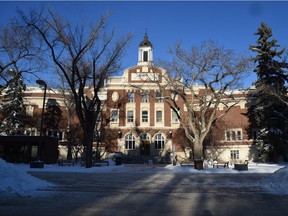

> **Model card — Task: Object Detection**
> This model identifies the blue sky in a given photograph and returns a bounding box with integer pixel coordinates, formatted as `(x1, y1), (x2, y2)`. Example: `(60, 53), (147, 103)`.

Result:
(1, 1), (288, 87)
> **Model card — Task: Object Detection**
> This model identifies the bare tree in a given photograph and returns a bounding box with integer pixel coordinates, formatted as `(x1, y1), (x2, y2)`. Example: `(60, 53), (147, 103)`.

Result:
(158, 41), (251, 160)
(53, 73), (76, 161)
(257, 84), (288, 107)
(20, 8), (132, 167)
(0, 17), (44, 93)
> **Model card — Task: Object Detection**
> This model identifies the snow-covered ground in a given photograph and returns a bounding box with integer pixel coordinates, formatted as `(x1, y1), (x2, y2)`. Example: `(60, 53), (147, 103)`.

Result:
(1, 158), (288, 196)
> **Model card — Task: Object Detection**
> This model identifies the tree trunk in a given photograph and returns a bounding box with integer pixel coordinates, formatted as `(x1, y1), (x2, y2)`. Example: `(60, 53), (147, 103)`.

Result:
(193, 138), (204, 160)
(66, 130), (72, 161)
(84, 130), (94, 168)
(67, 143), (72, 161)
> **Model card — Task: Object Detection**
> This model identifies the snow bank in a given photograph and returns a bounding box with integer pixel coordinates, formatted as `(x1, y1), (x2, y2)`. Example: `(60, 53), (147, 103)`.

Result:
(260, 166), (288, 195)
(0, 158), (53, 196)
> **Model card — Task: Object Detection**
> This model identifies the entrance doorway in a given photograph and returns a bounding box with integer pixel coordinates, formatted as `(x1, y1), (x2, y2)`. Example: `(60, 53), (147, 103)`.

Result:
(140, 141), (150, 156)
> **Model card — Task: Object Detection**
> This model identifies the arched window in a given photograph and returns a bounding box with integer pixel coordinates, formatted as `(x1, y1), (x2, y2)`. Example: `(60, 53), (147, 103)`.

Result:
(154, 134), (165, 150)
(125, 134), (135, 150)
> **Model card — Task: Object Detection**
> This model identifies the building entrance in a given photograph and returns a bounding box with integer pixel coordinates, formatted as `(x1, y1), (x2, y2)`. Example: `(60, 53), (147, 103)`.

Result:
(140, 141), (150, 156)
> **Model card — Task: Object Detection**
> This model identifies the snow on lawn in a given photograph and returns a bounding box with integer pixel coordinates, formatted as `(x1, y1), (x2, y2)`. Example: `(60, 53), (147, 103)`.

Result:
(0, 158), (53, 196)
(1, 157), (288, 196)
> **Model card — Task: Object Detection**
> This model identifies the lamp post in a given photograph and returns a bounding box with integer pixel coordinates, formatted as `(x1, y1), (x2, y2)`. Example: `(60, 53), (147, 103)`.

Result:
(36, 79), (47, 162)
(36, 79), (47, 137)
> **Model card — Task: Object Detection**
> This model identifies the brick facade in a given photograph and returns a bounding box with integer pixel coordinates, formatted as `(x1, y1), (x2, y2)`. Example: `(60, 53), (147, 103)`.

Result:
(0, 34), (258, 164)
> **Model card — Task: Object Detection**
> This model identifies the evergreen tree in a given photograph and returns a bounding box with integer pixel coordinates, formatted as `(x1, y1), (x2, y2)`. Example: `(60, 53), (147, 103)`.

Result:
(249, 22), (288, 162)
(0, 72), (26, 135)
(44, 99), (62, 130)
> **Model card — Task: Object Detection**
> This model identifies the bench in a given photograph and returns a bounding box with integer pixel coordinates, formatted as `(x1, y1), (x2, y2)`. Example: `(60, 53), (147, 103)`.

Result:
(213, 161), (229, 168)
(58, 160), (75, 167)
(180, 161), (194, 168)
(93, 160), (109, 167)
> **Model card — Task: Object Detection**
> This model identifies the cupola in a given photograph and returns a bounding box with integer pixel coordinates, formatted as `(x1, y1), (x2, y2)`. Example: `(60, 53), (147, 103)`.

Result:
(138, 32), (154, 66)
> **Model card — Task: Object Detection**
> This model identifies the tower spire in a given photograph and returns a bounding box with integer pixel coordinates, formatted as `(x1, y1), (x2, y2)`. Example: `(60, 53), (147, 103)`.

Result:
(138, 31), (153, 66)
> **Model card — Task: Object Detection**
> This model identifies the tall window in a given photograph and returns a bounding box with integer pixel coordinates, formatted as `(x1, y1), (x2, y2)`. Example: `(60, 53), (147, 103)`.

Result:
(143, 51), (148, 61)
(125, 134), (135, 150)
(156, 91), (163, 103)
(26, 105), (34, 117)
(127, 110), (134, 123)
(142, 92), (149, 103)
(226, 129), (242, 141)
(110, 109), (118, 123)
(156, 110), (162, 123)
(172, 110), (179, 123)
(128, 92), (134, 103)
(142, 110), (148, 122)
(230, 150), (239, 160)
(154, 134), (165, 150)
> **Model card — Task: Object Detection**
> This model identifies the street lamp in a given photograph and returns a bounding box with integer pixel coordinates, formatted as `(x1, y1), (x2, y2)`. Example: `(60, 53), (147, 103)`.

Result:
(36, 79), (47, 163)
(36, 79), (47, 137)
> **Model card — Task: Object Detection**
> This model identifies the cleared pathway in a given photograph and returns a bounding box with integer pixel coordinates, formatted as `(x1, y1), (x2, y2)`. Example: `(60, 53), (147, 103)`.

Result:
(0, 167), (288, 216)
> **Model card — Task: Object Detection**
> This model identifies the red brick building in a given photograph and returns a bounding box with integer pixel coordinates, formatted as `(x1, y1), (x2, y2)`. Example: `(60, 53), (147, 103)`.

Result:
(0, 34), (258, 164)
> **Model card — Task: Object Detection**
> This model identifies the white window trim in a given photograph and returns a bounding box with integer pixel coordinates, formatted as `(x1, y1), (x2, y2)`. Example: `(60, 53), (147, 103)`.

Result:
(127, 92), (135, 103)
(154, 133), (165, 150)
(171, 110), (180, 124)
(141, 92), (149, 103)
(110, 109), (119, 123)
(225, 128), (243, 141)
(127, 110), (134, 123)
(46, 129), (65, 141)
(125, 134), (136, 150)
(230, 149), (240, 160)
(156, 91), (163, 103)
(155, 110), (163, 123)
(141, 110), (149, 123)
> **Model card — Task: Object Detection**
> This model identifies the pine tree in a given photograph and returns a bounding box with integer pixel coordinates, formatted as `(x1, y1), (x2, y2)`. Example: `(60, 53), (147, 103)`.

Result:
(0, 72), (26, 135)
(249, 22), (288, 162)
(44, 98), (62, 130)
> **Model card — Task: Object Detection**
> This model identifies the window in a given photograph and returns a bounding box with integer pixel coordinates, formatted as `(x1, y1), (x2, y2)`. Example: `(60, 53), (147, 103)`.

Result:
(46, 98), (58, 107)
(156, 91), (163, 103)
(230, 150), (239, 160)
(143, 51), (148, 61)
(125, 134), (135, 150)
(47, 129), (64, 141)
(142, 92), (149, 103)
(172, 110), (179, 123)
(142, 110), (148, 122)
(226, 129), (242, 141)
(127, 110), (134, 123)
(140, 133), (149, 141)
(110, 109), (118, 122)
(128, 92), (134, 103)
(26, 105), (34, 117)
(156, 110), (162, 123)
(24, 128), (36, 136)
(154, 134), (165, 150)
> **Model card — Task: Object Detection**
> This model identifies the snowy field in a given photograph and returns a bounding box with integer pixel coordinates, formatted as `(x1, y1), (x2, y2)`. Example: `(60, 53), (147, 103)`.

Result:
(1, 158), (288, 196)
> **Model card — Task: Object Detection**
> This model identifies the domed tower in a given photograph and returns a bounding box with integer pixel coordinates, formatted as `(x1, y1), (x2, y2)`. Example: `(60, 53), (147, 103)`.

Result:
(137, 32), (154, 66)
